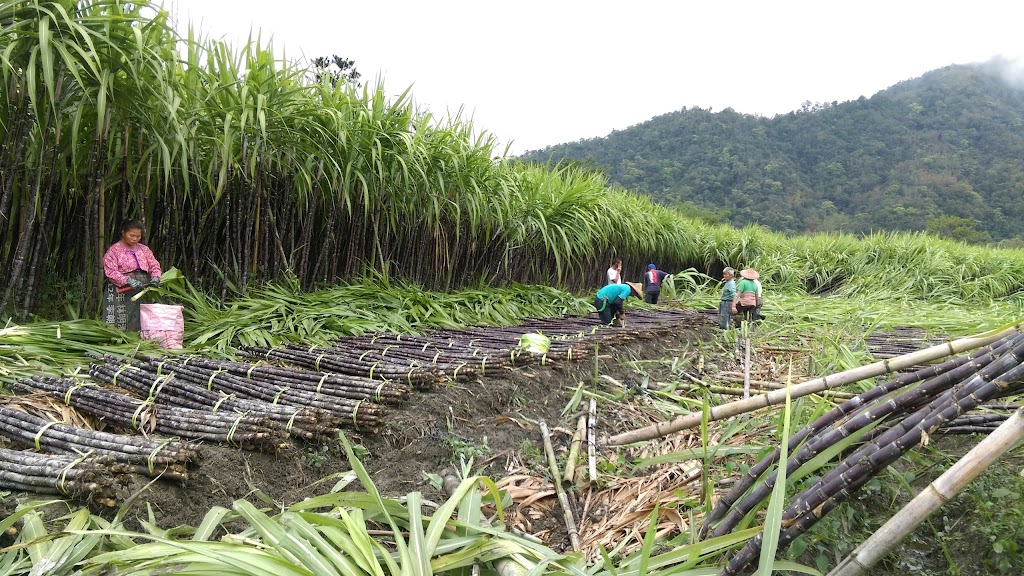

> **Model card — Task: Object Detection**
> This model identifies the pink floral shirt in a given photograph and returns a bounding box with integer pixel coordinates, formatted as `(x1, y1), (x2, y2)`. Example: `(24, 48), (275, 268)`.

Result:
(102, 242), (162, 286)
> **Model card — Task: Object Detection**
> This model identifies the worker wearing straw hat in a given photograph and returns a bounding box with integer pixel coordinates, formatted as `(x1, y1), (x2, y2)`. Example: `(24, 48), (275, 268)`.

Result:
(594, 282), (643, 325)
(734, 268), (761, 323)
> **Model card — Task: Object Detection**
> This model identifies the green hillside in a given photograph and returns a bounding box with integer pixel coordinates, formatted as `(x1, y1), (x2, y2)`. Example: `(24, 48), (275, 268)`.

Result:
(520, 63), (1024, 244)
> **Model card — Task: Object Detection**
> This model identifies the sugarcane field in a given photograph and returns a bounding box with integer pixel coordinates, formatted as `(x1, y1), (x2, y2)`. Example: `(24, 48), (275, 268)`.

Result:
(2, 2), (1024, 576)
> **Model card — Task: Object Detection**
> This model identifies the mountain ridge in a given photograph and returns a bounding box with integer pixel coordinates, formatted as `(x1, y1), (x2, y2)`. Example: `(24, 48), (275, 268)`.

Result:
(520, 63), (1024, 243)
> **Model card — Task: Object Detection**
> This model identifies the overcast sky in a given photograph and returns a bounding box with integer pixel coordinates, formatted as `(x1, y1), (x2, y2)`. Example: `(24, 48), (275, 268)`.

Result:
(166, 0), (1024, 155)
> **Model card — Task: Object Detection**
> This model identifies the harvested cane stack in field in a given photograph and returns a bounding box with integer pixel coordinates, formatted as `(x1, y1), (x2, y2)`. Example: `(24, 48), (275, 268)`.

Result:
(146, 356), (388, 430)
(172, 357), (409, 405)
(239, 309), (709, 388)
(864, 326), (947, 359)
(86, 355), (345, 437)
(0, 448), (128, 505)
(240, 344), (446, 387)
(10, 377), (290, 451)
(702, 330), (1024, 576)
(0, 405), (199, 481)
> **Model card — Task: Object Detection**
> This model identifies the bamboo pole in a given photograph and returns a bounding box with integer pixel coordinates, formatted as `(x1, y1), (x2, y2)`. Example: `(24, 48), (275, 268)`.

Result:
(563, 415), (586, 483)
(607, 325), (1023, 445)
(587, 398), (597, 482)
(539, 420), (581, 551)
(828, 407), (1024, 576)
(743, 333), (751, 399)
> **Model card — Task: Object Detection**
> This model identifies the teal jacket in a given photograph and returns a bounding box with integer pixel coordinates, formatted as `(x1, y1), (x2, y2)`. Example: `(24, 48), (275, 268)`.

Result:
(596, 283), (632, 301)
(721, 279), (736, 301)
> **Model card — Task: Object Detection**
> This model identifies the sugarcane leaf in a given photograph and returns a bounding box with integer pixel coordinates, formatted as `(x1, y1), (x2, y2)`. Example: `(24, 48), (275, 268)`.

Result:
(279, 513), (367, 576)
(633, 445), (765, 469)
(82, 534), (309, 576)
(755, 369), (794, 576)
(28, 508), (96, 576)
(192, 506), (233, 541)
(297, 512), (385, 576)
(232, 500), (334, 575)
(425, 475), (485, 554)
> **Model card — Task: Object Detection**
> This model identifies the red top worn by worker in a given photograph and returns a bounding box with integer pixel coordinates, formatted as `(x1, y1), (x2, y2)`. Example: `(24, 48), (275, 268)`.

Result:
(101, 219), (162, 332)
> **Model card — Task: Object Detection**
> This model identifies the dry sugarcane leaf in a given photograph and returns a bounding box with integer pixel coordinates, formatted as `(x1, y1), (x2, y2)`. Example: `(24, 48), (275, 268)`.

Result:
(519, 489), (557, 509)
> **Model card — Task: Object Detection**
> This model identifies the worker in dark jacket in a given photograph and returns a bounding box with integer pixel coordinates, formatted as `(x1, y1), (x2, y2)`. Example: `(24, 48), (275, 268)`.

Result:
(642, 263), (670, 304)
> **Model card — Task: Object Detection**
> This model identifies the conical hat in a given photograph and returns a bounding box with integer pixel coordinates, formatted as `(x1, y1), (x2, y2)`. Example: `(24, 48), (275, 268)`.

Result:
(740, 268), (760, 280)
(626, 282), (643, 298)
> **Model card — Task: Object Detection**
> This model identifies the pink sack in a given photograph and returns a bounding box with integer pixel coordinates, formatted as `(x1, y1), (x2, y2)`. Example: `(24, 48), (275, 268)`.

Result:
(140, 304), (185, 349)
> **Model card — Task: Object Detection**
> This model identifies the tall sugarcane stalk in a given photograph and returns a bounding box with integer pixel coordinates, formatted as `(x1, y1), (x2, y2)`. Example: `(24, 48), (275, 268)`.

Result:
(702, 332), (1020, 538)
(828, 407), (1024, 576)
(609, 324), (1024, 446)
(717, 336), (1024, 575)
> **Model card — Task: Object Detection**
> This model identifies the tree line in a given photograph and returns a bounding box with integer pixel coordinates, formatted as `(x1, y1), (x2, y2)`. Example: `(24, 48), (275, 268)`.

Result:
(520, 63), (1024, 245)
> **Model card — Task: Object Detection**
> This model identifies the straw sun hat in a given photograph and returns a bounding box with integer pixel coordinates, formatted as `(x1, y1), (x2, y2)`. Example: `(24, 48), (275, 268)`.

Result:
(739, 268), (760, 280)
(626, 282), (644, 298)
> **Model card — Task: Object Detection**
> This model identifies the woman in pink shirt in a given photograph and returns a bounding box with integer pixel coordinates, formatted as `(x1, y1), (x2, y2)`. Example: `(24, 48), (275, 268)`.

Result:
(102, 219), (162, 331)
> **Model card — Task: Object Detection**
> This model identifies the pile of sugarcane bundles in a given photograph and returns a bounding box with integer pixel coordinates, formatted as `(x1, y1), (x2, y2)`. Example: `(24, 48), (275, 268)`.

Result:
(237, 309), (709, 389)
(86, 356), (341, 438)
(864, 326), (945, 359)
(240, 344), (445, 386)
(338, 309), (710, 372)
(337, 333), (516, 375)
(172, 356), (408, 405)
(10, 377), (289, 451)
(0, 447), (129, 505)
(0, 405), (199, 481)
(150, 356), (387, 429)
(416, 326), (592, 366)
(702, 330), (1024, 576)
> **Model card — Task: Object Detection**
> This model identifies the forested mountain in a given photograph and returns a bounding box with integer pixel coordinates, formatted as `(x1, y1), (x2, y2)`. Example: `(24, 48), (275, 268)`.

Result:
(520, 63), (1024, 243)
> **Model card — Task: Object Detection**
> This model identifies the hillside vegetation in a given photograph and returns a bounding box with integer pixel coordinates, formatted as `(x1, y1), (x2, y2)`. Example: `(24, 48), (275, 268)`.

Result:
(521, 63), (1024, 244)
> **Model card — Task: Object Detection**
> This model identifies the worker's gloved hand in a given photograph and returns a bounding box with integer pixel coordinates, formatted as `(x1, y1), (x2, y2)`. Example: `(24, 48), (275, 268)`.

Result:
(151, 276), (160, 284)
(126, 278), (142, 288)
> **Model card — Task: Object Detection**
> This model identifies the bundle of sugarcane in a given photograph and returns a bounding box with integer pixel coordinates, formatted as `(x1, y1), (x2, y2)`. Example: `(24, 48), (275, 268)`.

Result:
(316, 342), (485, 382)
(0, 447), (128, 504)
(239, 344), (443, 387)
(172, 356), (408, 405)
(335, 335), (514, 376)
(11, 377), (290, 451)
(144, 357), (386, 430)
(864, 326), (944, 359)
(699, 334), (1012, 539)
(87, 356), (336, 439)
(0, 405), (199, 480)
(424, 323), (602, 364)
(713, 331), (1024, 575)
(344, 331), (540, 370)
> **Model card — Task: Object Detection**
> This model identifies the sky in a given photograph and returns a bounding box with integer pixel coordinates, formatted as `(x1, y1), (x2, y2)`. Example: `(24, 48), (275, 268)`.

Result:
(165, 0), (1024, 155)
